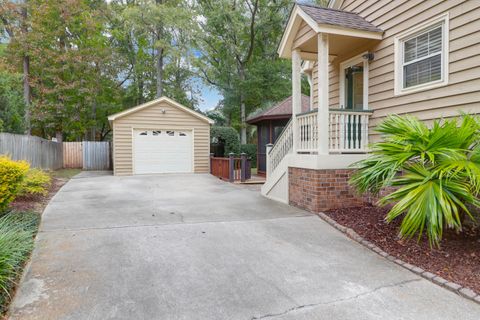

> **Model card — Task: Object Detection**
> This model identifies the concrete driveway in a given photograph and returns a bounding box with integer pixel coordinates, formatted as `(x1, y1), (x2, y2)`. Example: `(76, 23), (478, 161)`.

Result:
(9, 173), (480, 320)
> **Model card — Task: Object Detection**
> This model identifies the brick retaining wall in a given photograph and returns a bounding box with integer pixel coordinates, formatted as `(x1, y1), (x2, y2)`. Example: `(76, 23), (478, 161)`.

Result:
(288, 167), (367, 212)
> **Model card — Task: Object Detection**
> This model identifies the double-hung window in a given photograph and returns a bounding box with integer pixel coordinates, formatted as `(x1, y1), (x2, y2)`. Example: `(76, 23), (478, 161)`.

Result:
(394, 14), (449, 95)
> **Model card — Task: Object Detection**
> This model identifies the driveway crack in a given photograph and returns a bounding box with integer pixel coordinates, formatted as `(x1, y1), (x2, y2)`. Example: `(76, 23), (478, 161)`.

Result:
(249, 278), (421, 319)
(40, 215), (314, 233)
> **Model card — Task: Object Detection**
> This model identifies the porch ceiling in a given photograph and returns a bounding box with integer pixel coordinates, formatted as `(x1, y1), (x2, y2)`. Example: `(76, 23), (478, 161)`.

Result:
(296, 34), (379, 60)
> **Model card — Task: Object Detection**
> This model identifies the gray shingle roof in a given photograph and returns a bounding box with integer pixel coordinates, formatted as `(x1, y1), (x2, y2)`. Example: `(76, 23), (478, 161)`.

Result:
(298, 3), (383, 33)
(246, 95), (310, 124)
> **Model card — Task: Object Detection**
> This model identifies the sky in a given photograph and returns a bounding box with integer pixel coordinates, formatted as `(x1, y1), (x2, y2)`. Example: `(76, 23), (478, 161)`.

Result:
(198, 85), (222, 112)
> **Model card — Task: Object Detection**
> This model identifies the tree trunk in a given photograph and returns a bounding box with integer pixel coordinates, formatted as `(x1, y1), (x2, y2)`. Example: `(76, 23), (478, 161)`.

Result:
(240, 99), (246, 144)
(239, 65), (247, 144)
(21, 7), (31, 135)
(156, 47), (163, 98)
(91, 99), (97, 140)
(55, 131), (63, 143)
(23, 55), (31, 134)
(138, 80), (144, 104)
(155, 0), (164, 98)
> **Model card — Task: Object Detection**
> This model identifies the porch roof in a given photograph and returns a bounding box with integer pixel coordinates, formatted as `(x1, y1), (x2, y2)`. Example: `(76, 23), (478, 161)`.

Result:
(246, 95), (310, 124)
(298, 4), (382, 34)
(278, 3), (383, 58)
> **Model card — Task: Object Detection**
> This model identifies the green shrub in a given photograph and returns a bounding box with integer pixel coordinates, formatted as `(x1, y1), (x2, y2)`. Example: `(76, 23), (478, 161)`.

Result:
(0, 212), (38, 313)
(211, 126), (240, 156)
(350, 114), (480, 247)
(18, 169), (52, 197)
(240, 144), (257, 168)
(0, 156), (29, 212)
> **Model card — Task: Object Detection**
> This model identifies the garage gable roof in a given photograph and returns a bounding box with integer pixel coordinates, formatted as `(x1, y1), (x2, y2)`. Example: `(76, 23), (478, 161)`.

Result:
(108, 96), (214, 124)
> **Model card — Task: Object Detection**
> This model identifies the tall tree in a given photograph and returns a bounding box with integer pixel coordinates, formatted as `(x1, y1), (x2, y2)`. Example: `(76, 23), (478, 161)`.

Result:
(0, 0), (31, 134)
(7, 0), (122, 141)
(118, 0), (197, 101)
(0, 68), (25, 133)
(196, 0), (292, 143)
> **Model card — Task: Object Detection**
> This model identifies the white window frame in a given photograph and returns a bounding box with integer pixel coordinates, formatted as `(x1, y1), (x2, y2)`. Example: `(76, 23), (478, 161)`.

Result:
(339, 52), (369, 110)
(394, 13), (449, 96)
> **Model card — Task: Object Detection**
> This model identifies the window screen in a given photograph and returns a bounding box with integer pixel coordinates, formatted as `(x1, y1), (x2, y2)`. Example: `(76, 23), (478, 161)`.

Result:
(403, 25), (443, 88)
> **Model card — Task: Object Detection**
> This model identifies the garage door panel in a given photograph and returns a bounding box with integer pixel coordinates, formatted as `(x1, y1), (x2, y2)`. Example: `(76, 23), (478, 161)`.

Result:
(133, 129), (193, 174)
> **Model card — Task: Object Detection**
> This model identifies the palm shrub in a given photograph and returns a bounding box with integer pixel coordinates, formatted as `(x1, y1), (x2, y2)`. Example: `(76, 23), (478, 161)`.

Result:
(350, 114), (480, 247)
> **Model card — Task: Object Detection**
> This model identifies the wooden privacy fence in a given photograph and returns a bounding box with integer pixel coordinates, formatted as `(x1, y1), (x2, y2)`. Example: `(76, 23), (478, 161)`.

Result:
(63, 142), (83, 168)
(0, 133), (111, 170)
(210, 153), (251, 183)
(83, 141), (111, 170)
(0, 133), (63, 170)
(63, 141), (111, 170)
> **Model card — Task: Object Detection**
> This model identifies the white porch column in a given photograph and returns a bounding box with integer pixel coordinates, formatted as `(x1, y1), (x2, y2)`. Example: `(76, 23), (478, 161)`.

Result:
(292, 49), (302, 152)
(317, 33), (329, 154)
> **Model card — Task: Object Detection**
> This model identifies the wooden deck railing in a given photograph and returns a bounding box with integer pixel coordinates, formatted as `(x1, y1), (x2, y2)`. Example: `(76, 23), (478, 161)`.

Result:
(210, 153), (251, 182)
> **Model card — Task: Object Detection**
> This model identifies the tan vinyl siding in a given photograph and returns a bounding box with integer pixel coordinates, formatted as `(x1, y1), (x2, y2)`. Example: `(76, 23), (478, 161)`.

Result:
(310, 0), (480, 141)
(311, 62), (340, 110)
(112, 101), (210, 175)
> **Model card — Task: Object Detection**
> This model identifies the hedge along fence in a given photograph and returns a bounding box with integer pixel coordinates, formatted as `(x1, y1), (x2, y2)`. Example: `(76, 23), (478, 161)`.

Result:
(210, 126), (240, 156)
(0, 133), (63, 170)
(210, 127), (258, 167)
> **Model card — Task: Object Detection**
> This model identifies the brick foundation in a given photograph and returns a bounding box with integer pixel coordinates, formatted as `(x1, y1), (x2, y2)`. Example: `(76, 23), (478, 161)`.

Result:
(288, 167), (368, 212)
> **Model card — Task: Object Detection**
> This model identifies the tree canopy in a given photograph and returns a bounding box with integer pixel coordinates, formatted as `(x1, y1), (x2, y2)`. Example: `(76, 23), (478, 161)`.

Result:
(0, 0), (319, 141)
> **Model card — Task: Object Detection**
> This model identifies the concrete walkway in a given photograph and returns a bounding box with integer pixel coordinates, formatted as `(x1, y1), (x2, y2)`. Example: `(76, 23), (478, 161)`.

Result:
(9, 173), (480, 320)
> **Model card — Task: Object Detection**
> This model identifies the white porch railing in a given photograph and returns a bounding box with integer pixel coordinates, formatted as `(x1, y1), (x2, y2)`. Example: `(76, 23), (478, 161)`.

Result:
(329, 110), (371, 153)
(297, 111), (318, 152)
(266, 109), (371, 177)
(296, 109), (371, 154)
(267, 119), (293, 175)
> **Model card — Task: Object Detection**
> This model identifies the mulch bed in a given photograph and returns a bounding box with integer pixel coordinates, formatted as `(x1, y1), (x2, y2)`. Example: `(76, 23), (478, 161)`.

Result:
(10, 177), (68, 214)
(324, 206), (480, 294)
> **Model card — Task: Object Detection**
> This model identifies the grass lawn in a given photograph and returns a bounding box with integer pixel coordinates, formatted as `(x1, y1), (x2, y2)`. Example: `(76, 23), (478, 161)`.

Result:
(0, 168), (79, 316)
(50, 168), (81, 180)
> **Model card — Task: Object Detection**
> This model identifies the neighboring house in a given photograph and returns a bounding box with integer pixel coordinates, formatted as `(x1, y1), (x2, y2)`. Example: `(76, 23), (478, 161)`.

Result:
(108, 97), (214, 176)
(262, 1), (480, 210)
(246, 95), (310, 175)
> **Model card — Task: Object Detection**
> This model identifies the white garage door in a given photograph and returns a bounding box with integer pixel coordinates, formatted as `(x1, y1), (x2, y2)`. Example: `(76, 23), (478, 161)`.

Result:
(133, 129), (193, 174)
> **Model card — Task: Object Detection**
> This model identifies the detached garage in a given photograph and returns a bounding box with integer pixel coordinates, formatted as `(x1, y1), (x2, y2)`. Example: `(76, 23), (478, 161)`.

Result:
(108, 97), (214, 176)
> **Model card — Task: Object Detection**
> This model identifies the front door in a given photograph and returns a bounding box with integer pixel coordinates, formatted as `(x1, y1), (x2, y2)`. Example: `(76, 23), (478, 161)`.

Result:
(344, 63), (364, 111)
(340, 54), (368, 111)
(340, 55), (369, 149)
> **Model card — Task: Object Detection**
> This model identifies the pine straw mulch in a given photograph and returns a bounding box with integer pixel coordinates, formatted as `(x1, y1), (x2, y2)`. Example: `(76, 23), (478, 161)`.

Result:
(324, 206), (480, 293)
